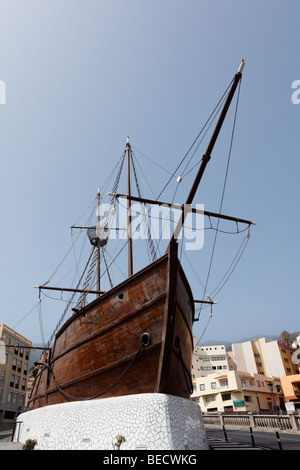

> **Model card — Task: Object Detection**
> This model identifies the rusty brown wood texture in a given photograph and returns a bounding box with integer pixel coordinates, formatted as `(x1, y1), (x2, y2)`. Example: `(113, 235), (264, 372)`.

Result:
(28, 242), (194, 410)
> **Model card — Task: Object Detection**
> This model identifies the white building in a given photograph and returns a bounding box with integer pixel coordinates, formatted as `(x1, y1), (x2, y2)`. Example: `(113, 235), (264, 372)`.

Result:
(192, 342), (229, 379)
(231, 338), (298, 377)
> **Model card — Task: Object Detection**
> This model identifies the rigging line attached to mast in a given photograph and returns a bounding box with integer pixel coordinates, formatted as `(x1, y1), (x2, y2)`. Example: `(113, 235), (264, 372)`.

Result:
(198, 73), (243, 321)
(180, 90), (229, 180)
(124, 75), (241, 262)
(155, 76), (236, 202)
(169, 59), (245, 250)
(13, 301), (40, 330)
(208, 230), (250, 300)
(41, 201), (97, 288)
(131, 153), (159, 262)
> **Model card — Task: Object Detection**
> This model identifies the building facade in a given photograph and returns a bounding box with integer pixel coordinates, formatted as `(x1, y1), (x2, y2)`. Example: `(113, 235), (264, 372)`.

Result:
(280, 374), (300, 411)
(192, 342), (229, 379)
(231, 337), (299, 377)
(192, 370), (283, 413)
(0, 324), (32, 422)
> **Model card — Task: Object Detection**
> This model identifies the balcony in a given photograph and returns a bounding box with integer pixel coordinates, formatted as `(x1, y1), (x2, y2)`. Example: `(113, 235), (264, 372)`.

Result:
(216, 385), (229, 391)
(242, 384), (255, 390)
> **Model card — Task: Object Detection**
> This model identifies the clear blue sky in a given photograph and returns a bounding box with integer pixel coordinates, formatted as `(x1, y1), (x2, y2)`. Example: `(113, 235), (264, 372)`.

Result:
(0, 0), (299, 345)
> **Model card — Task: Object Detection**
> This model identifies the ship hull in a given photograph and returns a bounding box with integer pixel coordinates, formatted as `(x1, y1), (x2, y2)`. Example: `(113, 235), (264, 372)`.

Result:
(27, 242), (194, 410)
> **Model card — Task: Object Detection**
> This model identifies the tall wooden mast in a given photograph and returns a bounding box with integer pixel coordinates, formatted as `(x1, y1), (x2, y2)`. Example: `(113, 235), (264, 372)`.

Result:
(96, 185), (101, 296)
(170, 59), (245, 246)
(126, 137), (133, 277)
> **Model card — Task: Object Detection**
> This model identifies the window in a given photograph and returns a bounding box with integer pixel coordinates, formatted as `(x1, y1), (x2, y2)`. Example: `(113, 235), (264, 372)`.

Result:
(12, 357), (17, 371)
(245, 395), (252, 403)
(19, 394), (25, 407)
(211, 382), (217, 389)
(222, 393), (231, 401)
(202, 357), (210, 362)
(15, 376), (20, 389)
(220, 379), (228, 387)
(10, 374), (15, 387)
(200, 384), (205, 391)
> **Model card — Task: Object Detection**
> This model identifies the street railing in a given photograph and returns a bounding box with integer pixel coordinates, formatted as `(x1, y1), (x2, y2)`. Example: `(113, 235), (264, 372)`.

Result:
(203, 411), (300, 431)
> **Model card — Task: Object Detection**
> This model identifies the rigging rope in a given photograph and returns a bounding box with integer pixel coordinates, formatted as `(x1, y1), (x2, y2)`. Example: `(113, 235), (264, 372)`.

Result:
(46, 341), (147, 401)
(102, 248), (113, 289)
(155, 77), (234, 202)
(46, 247), (96, 346)
(13, 302), (40, 330)
(209, 230), (250, 299)
(92, 79), (238, 283)
(196, 78), (243, 322)
(131, 154), (158, 262)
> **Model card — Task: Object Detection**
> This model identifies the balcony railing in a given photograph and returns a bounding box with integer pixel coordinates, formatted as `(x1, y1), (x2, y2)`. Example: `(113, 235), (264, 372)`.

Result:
(242, 384), (255, 390)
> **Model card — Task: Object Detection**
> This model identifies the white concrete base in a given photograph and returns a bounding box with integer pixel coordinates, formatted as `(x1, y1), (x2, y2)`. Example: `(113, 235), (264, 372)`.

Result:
(15, 393), (208, 450)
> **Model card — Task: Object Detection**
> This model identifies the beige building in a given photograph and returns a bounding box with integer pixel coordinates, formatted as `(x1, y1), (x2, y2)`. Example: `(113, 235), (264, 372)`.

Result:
(192, 369), (282, 413)
(231, 338), (299, 377)
(0, 324), (32, 422)
(280, 374), (300, 411)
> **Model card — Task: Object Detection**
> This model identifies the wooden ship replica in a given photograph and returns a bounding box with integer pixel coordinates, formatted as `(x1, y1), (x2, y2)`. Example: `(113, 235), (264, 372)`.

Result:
(27, 59), (254, 411)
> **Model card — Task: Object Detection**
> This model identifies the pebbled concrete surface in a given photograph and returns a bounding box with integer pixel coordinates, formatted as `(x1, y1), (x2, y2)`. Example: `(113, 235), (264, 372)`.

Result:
(0, 436), (23, 450)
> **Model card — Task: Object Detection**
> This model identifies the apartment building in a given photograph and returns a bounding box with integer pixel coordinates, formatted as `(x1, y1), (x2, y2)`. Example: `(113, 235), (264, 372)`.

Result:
(192, 370), (283, 413)
(0, 324), (32, 422)
(280, 374), (300, 411)
(232, 338), (299, 377)
(192, 342), (229, 379)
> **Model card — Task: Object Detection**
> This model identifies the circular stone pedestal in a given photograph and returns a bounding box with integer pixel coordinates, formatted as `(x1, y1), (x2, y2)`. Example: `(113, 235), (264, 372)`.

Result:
(14, 393), (208, 450)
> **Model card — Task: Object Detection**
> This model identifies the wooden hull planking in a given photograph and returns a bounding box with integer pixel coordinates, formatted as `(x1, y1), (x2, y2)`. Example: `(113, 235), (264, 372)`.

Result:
(28, 243), (194, 410)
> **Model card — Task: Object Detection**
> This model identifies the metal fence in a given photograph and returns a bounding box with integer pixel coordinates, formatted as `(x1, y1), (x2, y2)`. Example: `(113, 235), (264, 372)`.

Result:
(0, 422), (15, 438)
(203, 412), (300, 431)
